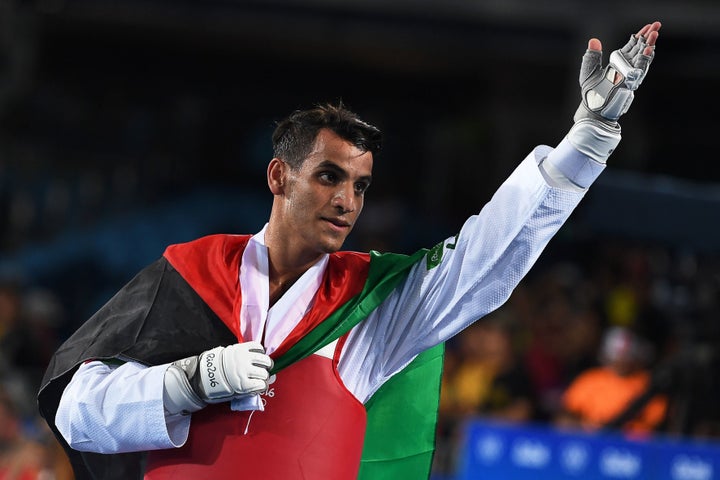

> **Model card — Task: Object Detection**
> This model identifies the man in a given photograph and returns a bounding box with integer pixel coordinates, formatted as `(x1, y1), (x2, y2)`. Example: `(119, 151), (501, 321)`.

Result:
(38, 21), (661, 479)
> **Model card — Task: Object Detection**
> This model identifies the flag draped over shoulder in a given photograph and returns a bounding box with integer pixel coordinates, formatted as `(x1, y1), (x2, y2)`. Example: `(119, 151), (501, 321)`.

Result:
(37, 234), (444, 480)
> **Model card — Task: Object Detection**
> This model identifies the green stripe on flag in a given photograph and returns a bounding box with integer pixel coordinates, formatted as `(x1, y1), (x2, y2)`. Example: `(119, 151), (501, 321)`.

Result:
(359, 343), (445, 480)
(271, 248), (428, 373)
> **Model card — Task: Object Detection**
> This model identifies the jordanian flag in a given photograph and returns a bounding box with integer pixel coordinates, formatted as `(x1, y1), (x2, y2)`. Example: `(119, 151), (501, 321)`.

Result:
(38, 234), (444, 480)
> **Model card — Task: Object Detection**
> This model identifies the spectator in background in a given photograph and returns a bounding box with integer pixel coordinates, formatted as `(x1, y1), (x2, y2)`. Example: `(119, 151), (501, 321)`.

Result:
(434, 307), (534, 475)
(441, 308), (534, 422)
(522, 264), (603, 421)
(0, 389), (50, 480)
(0, 282), (73, 480)
(0, 280), (34, 415)
(0, 282), (63, 417)
(555, 326), (668, 437)
(474, 312), (535, 422)
(597, 244), (672, 359)
(0, 281), (23, 363)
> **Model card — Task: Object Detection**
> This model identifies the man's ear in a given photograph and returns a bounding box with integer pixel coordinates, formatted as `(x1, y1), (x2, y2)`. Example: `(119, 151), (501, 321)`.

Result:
(267, 158), (286, 195)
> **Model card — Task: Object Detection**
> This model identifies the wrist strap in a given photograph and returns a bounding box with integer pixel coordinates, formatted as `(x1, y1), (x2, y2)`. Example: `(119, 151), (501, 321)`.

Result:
(163, 364), (207, 415)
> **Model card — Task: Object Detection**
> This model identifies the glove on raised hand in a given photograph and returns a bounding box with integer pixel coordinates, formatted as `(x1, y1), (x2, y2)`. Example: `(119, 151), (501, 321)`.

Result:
(163, 341), (274, 415)
(568, 22), (660, 164)
(574, 31), (657, 126)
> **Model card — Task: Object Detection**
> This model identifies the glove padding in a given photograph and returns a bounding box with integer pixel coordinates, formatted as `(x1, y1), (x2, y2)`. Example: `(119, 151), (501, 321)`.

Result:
(574, 33), (656, 126)
(163, 341), (273, 415)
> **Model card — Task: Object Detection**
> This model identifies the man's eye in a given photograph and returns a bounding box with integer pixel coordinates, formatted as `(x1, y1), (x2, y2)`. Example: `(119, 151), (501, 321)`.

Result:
(355, 182), (369, 194)
(319, 172), (337, 183)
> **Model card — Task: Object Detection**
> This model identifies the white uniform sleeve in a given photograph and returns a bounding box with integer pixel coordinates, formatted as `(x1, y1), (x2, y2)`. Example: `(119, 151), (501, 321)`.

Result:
(340, 142), (603, 402)
(56, 360), (190, 453)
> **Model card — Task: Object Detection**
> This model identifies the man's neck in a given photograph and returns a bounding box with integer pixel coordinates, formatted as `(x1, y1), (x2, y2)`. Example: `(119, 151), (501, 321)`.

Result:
(265, 242), (326, 308)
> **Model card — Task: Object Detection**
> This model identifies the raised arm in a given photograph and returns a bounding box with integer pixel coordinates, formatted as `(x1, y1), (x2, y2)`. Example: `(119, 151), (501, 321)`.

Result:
(341, 21), (664, 400)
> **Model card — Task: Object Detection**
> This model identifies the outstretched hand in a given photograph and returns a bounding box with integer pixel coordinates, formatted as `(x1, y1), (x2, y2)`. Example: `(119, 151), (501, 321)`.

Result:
(575, 21), (662, 125)
(588, 22), (661, 56)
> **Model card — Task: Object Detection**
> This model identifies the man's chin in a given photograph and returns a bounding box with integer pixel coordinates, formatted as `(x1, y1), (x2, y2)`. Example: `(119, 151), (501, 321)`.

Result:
(320, 241), (345, 254)
(319, 235), (348, 254)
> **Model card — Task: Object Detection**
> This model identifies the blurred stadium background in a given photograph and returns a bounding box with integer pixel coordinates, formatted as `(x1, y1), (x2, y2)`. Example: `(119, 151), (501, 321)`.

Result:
(0, 1), (719, 478)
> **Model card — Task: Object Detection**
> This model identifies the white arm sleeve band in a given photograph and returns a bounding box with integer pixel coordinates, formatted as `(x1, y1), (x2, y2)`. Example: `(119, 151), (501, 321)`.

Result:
(540, 137), (607, 191)
(566, 119), (622, 164)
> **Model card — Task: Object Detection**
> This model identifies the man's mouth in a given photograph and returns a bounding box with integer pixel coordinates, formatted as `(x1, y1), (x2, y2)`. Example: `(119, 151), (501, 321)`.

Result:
(322, 217), (351, 230)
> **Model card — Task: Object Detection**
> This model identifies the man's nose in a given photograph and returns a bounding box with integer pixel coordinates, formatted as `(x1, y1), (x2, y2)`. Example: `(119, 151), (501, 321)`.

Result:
(331, 185), (356, 213)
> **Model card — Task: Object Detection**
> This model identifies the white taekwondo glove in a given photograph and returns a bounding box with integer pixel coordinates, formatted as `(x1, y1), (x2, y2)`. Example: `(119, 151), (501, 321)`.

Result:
(568, 23), (659, 164)
(163, 340), (274, 415)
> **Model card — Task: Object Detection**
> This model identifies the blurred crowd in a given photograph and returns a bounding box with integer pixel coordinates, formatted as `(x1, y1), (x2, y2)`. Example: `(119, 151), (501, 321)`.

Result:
(432, 241), (720, 476)
(0, 280), (73, 479)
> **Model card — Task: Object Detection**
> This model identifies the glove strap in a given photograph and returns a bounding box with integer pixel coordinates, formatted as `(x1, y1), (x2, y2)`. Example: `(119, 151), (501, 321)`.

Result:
(163, 364), (207, 415)
(172, 346), (236, 404)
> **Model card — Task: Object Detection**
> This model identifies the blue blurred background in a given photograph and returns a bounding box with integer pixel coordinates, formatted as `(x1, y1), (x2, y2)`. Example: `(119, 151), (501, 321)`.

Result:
(0, 1), (718, 478)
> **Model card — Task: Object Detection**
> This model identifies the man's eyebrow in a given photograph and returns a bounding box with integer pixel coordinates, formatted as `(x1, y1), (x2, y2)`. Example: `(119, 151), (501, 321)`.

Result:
(315, 160), (346, 172)
(316, 160), (372, 184)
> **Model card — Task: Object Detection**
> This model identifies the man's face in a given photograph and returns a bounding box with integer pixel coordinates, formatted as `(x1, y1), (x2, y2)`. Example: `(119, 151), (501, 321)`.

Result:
(277, 128), (373, 255)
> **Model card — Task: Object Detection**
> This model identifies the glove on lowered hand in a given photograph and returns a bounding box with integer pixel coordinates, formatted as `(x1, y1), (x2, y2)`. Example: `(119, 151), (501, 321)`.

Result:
(163, 341), (274, 415)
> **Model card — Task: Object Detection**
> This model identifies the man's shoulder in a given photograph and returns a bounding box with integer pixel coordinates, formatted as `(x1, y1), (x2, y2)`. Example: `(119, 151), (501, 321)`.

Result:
(168, 233), (252, 250)
(328, 249), (426, 282)
(164, 233), (251, 259)
(163, 234), (251, 276)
